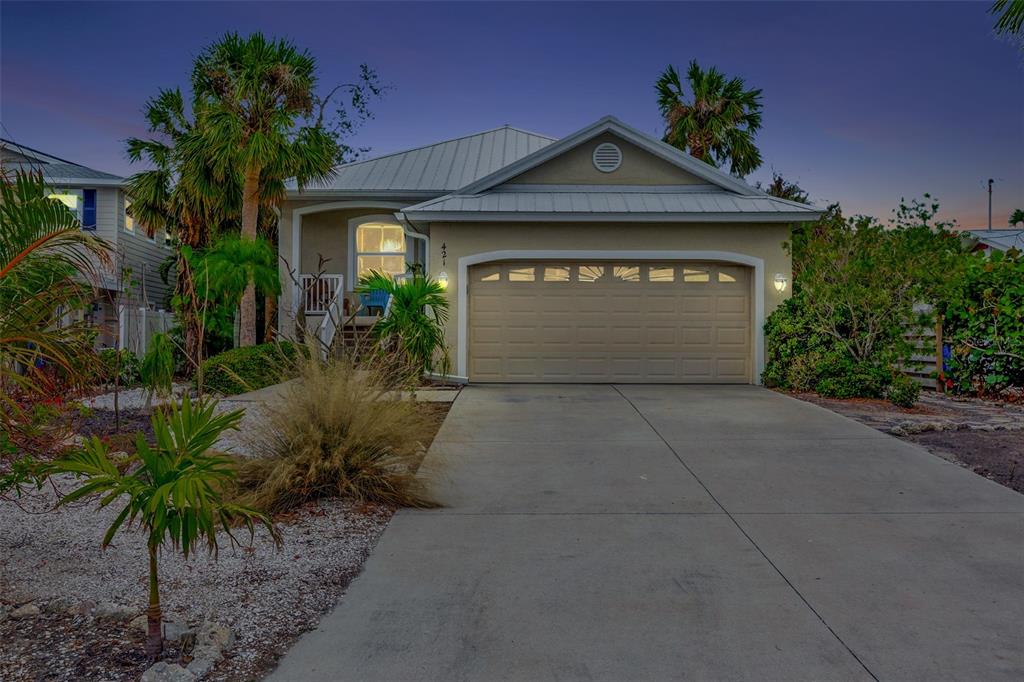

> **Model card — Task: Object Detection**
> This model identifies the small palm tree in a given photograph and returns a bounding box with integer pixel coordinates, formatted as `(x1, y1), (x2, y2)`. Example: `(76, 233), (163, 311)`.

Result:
(0, 170), (111, 416)
(52, 396), (280, 660)
(1010, 208), (1024, 227)
(357, 272), (450, 375)
(655, 60), (764, 177)
(140, 332), (175, 413)
(200, 235), (282, 312)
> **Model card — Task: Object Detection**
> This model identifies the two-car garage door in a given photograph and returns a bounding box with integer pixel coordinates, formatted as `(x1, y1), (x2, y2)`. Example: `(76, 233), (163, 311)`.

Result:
(468, 261), (752, 383)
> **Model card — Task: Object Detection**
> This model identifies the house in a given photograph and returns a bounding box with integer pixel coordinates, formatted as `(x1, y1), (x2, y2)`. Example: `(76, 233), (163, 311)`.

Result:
(962, 228), (1024, 254)
(1, 138), (174, 347)
(279, 116), (821, 384)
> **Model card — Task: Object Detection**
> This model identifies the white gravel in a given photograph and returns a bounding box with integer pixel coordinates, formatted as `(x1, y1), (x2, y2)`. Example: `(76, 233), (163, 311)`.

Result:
(82, 383), (193, 412)
(0, 476), (393, 681)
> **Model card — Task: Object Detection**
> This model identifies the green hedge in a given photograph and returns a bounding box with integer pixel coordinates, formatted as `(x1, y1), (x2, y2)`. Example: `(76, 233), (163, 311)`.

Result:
(199, 342), (298, 396)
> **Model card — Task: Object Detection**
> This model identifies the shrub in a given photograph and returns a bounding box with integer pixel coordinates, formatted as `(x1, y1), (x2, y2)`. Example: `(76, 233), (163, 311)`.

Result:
(886, 374), (921, 408)
(140, 332), (175, 411)
(199, 341), (297, 396)
(815, 361), (891, 399)
(231, 351), (436, 512)
(97, 348), (141, 386)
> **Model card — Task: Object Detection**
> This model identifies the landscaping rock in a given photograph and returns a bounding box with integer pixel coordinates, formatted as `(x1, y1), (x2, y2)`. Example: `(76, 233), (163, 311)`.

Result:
(196, 621), (235, 650)
(129, 613), (194, 644)
(186, 644), (222, 678)
(141, 661), (196, 682)
(10, 603), (40, 619)
(93, 601), (137, 622)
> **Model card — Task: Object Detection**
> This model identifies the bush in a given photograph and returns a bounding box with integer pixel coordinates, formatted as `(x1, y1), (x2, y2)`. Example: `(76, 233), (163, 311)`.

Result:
(97, 348), (141, 386)
(199, 341), (297, 396)
(886, 374), (921, 408)
(231, 351), (436, 512)
(815, 361), (891, 399)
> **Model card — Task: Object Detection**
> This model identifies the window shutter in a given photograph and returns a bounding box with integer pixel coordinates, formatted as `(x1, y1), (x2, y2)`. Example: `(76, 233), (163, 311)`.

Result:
(82, 189), (97, 230)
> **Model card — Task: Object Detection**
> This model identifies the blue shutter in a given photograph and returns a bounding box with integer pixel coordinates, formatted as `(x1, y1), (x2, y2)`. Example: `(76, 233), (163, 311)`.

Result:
(82, 189), (97, 230)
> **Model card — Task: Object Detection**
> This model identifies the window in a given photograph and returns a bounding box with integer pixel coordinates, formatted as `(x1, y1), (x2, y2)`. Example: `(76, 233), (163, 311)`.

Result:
(124, 198), (135, 233)
(718, 271), (737, 283)
(613, 266), (640, 282)
(355, 221), (406, 279)
(508, 267), (535, 282)
(683, 268), (709, 283)
(48, 190), (83, 221)
(82, 190), (97, 230)
(476, 265), (501, 282)
(578, 265), (605, 282)
(648, 266), (675, 282)
(544, 266), (570, 282)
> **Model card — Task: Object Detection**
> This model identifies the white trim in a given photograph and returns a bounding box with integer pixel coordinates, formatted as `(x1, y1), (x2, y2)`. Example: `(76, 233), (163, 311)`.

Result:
(288, 201), (406, 309)
(347, 214), (410, 290)
(456, 249), (766, 384)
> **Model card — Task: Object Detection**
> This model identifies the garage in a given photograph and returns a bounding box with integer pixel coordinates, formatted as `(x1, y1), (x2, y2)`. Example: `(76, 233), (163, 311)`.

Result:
(468, 261), (752, 383)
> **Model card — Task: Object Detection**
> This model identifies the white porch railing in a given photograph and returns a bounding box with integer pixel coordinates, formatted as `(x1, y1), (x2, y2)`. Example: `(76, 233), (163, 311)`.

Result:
(300, 274), (344, 315)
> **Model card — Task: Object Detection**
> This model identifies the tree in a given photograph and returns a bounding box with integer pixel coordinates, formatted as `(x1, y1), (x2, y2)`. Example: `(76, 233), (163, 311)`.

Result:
(52, 397), (280, 660)
(757, 172), (810, 204)
(655, 60), (764, 177)
(0, 171), (112, 420)
(357, 272), (451, 374)
(1009, 208), (1024, 226)
(991, 0), (1024, 37)
(192, 32), (382, 347)
(126, 89), (239, 371)
(139, 332), (174, 413)
(199, 236), (282, 322)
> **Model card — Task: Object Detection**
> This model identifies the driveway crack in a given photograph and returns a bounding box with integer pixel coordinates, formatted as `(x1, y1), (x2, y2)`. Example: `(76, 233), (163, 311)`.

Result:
(611, 385), (880, 682)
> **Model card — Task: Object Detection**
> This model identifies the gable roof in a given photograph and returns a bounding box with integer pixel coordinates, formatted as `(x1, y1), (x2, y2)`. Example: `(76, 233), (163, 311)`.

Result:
(963, 229), (1024, 253)
(455, 116), (758, 196)
(288, 126), (556, 197)
(0, 138), (124, 187)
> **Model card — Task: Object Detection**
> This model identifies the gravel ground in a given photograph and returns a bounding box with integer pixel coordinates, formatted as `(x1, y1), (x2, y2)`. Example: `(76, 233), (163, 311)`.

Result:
(0, 480), (393, 681)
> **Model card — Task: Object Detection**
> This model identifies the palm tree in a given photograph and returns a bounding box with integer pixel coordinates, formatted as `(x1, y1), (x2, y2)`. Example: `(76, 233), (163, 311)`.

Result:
(357, 272), (450, 374)
(52, 396), (280, 660)
(1010, 208), (1023, 226)
(991, 0), (1024, 37)
(125, 88), (239, 369)
(0, 170), (112, 419)
(199, 235), (282, 313)
(192, 32), (341, 347)
(655, 61), (764, 177)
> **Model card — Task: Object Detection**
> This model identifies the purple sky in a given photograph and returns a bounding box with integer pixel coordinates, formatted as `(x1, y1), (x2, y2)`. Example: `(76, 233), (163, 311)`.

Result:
(3, 1), (1022, 226)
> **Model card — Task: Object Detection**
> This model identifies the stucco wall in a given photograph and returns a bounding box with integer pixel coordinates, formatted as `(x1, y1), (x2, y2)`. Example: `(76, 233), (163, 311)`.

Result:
(507, 132), (705, 186)
(427, 221), (792, 378)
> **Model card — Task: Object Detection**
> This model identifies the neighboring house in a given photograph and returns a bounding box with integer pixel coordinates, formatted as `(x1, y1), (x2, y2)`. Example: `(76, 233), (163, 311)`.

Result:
(1, 138), (174, 347)
(962, 228), (1024, 254)
(280, 116), (821, 384)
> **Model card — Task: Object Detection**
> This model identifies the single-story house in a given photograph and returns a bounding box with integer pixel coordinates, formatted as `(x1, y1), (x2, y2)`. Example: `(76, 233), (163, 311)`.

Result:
(963, 228), (1024, 254)
(279, 116), (821, 384)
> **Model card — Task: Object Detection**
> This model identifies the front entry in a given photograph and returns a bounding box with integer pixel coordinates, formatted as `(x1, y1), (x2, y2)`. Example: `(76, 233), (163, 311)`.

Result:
(467, 261), (752, 383)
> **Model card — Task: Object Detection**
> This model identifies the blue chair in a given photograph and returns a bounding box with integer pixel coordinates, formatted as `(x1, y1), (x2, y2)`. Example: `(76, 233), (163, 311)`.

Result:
(359, 290), (390, 316)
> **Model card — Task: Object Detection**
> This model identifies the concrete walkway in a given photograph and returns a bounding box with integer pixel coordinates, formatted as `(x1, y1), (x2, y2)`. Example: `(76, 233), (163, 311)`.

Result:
(270, 385), (1024, 681)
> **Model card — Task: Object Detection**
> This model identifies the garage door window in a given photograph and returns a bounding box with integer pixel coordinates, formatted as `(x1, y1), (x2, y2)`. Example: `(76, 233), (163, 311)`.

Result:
(578, 265), (605, 282)
(476, 265), (501, 282)
(648, 266), (675, 283)
(718, 271), (737, 283)
(683, 267), (710, 283)
(508, 267), (535, 282)
(614, 265), (640, 282)
(544, 266), (571, 282)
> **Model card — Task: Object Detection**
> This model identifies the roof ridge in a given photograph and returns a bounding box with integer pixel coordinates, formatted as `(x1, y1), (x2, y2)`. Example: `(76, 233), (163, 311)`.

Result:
(331, 125), (556, 172)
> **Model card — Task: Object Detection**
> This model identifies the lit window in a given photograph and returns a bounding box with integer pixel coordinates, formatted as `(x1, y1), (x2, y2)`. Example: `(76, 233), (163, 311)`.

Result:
(356, 222), (406, 278)
(476, 265), (501, 282)
(683, 268), (710, 283)
(578, 265), (605, 282)
(649, 266), (674, 282)
(718, 271), (737, 283)
(508, 267), (535, 282)
(544, 266), (570, 282)
(614, 266), (640, 282)
(48, 190), (83, 220)
(124, 198), (135, 233)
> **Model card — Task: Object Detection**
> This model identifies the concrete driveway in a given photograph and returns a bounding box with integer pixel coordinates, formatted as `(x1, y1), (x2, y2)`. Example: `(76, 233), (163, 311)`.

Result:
(270, 385), (1024, 681)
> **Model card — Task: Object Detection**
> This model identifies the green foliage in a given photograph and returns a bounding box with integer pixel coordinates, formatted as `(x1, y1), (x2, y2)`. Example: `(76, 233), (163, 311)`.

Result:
(941, 249), (1024, 394)
(815, 361), (891, 400)
(98, 348), (141, 386)
(357, 272), (451, 375)
(655, 60), (763, 176)
(198, 236), (281, 305)
(757, 172), (809, 204)
(231, 351), (436, 513)
(991, 0), (1024, 37)
(1, 171), (112, 416)
(1010, 208), (1024, 227)
(200, 341), (298, 395)
(886, 374), (921, 408)
(51, 396), (279, 659)
(140, 333), (175, 405)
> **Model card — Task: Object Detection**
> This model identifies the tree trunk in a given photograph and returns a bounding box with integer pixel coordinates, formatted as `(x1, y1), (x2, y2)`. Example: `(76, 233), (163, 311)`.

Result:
(176, 252), (203, 376)
(145, 545), (163, 661)
(264, 293), (276, 343)
(238, 166), (261, 347)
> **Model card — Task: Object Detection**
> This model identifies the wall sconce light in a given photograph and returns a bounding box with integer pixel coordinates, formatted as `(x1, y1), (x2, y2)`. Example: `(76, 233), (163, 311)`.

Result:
(437, 270), (449, 289)
(437, 241), (449, 289)
(773, 273), (789, 293)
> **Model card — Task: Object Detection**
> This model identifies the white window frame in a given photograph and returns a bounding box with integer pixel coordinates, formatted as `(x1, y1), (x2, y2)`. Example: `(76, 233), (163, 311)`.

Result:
(123, 195), (135, 234)
(347, 214), (409, 289)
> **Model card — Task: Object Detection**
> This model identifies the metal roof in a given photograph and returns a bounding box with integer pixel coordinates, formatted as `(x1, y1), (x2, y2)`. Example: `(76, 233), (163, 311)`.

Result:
(1, 138), (124, 186)
(404, 185), (821, 223)
(288, 126), (556, 195)
(964, 229), (1024, 252)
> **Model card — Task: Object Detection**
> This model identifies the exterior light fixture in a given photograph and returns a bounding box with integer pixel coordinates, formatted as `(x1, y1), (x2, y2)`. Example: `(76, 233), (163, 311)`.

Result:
(773, 273), (789, 293)
(437, 241), (449, 289)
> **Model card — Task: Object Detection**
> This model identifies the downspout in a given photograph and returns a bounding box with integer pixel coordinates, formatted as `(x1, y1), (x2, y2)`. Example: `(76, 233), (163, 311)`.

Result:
(394, 211), (429, 275)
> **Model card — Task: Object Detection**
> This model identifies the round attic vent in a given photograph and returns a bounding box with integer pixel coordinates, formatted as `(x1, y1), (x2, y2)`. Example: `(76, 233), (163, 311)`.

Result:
(592, 142), (622, 173)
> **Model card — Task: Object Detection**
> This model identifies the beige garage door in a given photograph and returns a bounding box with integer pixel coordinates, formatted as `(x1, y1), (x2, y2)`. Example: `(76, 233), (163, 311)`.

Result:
(468, 261), (752, 383)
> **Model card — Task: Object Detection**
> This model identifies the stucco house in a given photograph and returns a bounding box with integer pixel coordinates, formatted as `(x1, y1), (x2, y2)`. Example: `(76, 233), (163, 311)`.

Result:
(1, 139), (174, 347)
(279, 116), (821, 384)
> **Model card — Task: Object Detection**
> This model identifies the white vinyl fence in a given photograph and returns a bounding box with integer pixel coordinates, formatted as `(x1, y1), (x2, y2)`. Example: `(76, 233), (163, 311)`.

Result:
(901, 303), (943, 390)
(119, 306), (174, 356)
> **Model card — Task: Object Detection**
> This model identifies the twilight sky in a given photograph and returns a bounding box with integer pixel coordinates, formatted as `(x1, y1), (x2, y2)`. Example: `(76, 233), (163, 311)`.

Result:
(2, 1), (1022, 226)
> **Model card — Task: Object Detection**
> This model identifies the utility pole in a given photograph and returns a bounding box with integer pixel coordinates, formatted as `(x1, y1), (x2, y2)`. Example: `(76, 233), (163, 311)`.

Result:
(988, 178), (994, 230)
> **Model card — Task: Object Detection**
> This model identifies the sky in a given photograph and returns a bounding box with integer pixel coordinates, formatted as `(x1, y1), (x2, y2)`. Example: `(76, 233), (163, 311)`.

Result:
(2, 1), (1022, 227)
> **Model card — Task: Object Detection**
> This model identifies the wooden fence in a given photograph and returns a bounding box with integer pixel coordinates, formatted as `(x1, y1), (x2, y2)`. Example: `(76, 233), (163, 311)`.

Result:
(901, 304), (944, 391)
